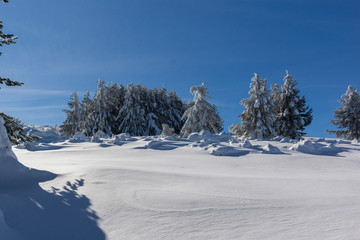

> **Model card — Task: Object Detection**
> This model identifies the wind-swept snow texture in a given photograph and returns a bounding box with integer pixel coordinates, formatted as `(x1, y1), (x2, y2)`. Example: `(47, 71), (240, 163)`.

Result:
(2, 131), (360, 239)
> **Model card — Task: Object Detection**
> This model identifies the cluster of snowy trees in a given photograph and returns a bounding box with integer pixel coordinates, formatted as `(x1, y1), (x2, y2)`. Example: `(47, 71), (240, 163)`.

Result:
(61, 80), (223, 137)
(230, 71), (313, 139)
(61, 80), (185, 137)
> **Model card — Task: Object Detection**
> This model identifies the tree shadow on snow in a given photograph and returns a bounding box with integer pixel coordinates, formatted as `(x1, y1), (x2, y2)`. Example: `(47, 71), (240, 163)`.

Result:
(0, 178), (105, 240)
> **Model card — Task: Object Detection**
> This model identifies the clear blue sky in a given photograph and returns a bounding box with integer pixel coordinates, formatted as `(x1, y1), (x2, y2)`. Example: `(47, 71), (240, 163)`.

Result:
(1, 0), (359, 137)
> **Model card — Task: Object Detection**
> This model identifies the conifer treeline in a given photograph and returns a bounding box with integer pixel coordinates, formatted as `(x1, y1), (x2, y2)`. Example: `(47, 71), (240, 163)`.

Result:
(60, 80), (186, 137)
(61, 71), (360, 140)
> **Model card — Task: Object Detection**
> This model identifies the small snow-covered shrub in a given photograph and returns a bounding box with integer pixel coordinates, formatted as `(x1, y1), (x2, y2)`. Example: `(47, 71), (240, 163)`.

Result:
(161, 124), (175, 137)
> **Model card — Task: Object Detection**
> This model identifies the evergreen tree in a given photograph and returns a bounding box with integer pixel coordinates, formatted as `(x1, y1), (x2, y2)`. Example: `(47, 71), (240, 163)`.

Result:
(117, 84), (148, 136)
(60, 91), (82, 137)
(0, 0), (21, 88)
(80, 91), (94, 136)
(0, 112), (39, 145)
(180, 83), (223, 137)
(1, 1), (37, 145)
(235, 73), (276, 139)
(272, 70), (313, 139)
(327, 85), (360, 140)
(90, 79), (113, 135)
(166, 91), (185, 134)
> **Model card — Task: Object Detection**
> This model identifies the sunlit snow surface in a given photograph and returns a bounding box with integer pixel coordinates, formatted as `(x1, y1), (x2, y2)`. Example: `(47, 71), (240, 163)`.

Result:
(2, 132), (360, 240)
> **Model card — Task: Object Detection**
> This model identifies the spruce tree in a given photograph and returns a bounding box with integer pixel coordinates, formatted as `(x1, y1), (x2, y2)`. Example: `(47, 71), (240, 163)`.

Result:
(235, 73), (276, 139)
(80, 91), (94, 136)
(117, 84), (148, 136)
(180, 83), (223, 137)
(272, 71), (313, 139)
(60, 92), (82, 137)
(0, 0), (21, 88)
(327, 85), (360, 140)
(1, 0), (38, 145)
(90, 79), (113, 135)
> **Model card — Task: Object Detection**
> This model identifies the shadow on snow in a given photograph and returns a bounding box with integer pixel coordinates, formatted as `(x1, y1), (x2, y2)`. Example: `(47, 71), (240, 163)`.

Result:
(0, 178), (105, 240)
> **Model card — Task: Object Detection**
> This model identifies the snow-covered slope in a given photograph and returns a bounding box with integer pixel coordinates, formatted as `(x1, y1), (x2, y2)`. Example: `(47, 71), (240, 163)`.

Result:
(2, 132), (360, 240)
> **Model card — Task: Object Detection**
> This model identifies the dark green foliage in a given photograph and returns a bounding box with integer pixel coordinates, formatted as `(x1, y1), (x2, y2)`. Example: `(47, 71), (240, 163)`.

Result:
(1, 1), (36, 145)
(0, 112), (40, 145)
(272, 71), (313, 139)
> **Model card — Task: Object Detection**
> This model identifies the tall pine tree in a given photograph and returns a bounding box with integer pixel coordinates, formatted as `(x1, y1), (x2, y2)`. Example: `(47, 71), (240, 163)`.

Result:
(60, 92), (82, 137)
(1, 0), (37, 145)
(181, 83), (223, 137)
(272, 70), (312, 139)
(327, 85), (360, 140)
(234, 73), (276, 139)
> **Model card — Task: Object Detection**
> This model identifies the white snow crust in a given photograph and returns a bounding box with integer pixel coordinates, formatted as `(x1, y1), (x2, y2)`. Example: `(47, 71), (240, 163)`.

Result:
(2, 131), (360, 239)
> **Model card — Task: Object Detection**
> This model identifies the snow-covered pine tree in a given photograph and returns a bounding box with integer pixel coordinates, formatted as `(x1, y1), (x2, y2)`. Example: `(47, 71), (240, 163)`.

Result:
(60, 91), (82, 137)
(1, 1), (37, 145)
(89, 79), (113, 135)
(235, 73), (276, 139)
(80, 91), (94, 136)
(166, 91), (185, 134)
(105, 82), (125, 134)
(0, 0), (21, 88)
(327, 85), (360, 140)
(180, 83), (223, 137)
(0, 113), (39, 145)
(272, 70), (313, 139)
(117, 83), (148, 136)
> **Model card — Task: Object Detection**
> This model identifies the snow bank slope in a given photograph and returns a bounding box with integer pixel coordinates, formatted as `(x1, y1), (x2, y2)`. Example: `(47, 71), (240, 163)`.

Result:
(4, 134), (360, 240)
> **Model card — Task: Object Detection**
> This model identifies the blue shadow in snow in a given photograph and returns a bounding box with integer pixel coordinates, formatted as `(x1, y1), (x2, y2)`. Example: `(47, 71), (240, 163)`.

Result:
(0, 179), (105, 240)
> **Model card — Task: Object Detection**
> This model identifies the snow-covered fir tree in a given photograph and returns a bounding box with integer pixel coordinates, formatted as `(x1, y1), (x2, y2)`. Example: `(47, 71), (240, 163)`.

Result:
(327, 85), (360, 140)
(1, 1), (37, 145)
(233, 73), (276, 139)
(80, 91), (94, 136)
(165, 91), (185, 134)
(0, 0), (21, 88)
(60, 91), (82, 137)
(89, 79), (113, 135)
(180, 83), (223, 137)
(271, 70), (313, 139)
(0, 113), (39, 145)
(117, 84), (148, 136)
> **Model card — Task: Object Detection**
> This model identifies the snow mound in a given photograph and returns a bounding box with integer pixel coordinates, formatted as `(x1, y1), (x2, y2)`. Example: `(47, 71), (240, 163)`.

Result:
(211, 146), (249, 157)
(262, 143), (283, 154)
(71, 132), (89, 142)
(188, 131), (234, 144)
(0, 117), (55, 188)
(25, 125), (66, 143)
(91, 130), (110, 142)
(289, 140), (342, 156)
(240, 139), (253, 148)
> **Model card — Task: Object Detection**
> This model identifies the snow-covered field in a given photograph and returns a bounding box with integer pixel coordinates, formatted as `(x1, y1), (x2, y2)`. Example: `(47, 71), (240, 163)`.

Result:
(2, 131), (360, 240)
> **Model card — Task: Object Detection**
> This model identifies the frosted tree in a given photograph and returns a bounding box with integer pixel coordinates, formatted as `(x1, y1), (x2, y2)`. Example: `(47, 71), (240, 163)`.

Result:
(166, 91), (185, 134)
(180, 83), (223, 137)
(327, 85), (360, 140)
(60, 91), (82, 137)
(235, 73), (276, 139)
(117, 84), (148, 136)
(80, 91), (94, 136)
(272, 71), (313, 139)
(161, 123), (175, 136)
(89, 79), (113, 135)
